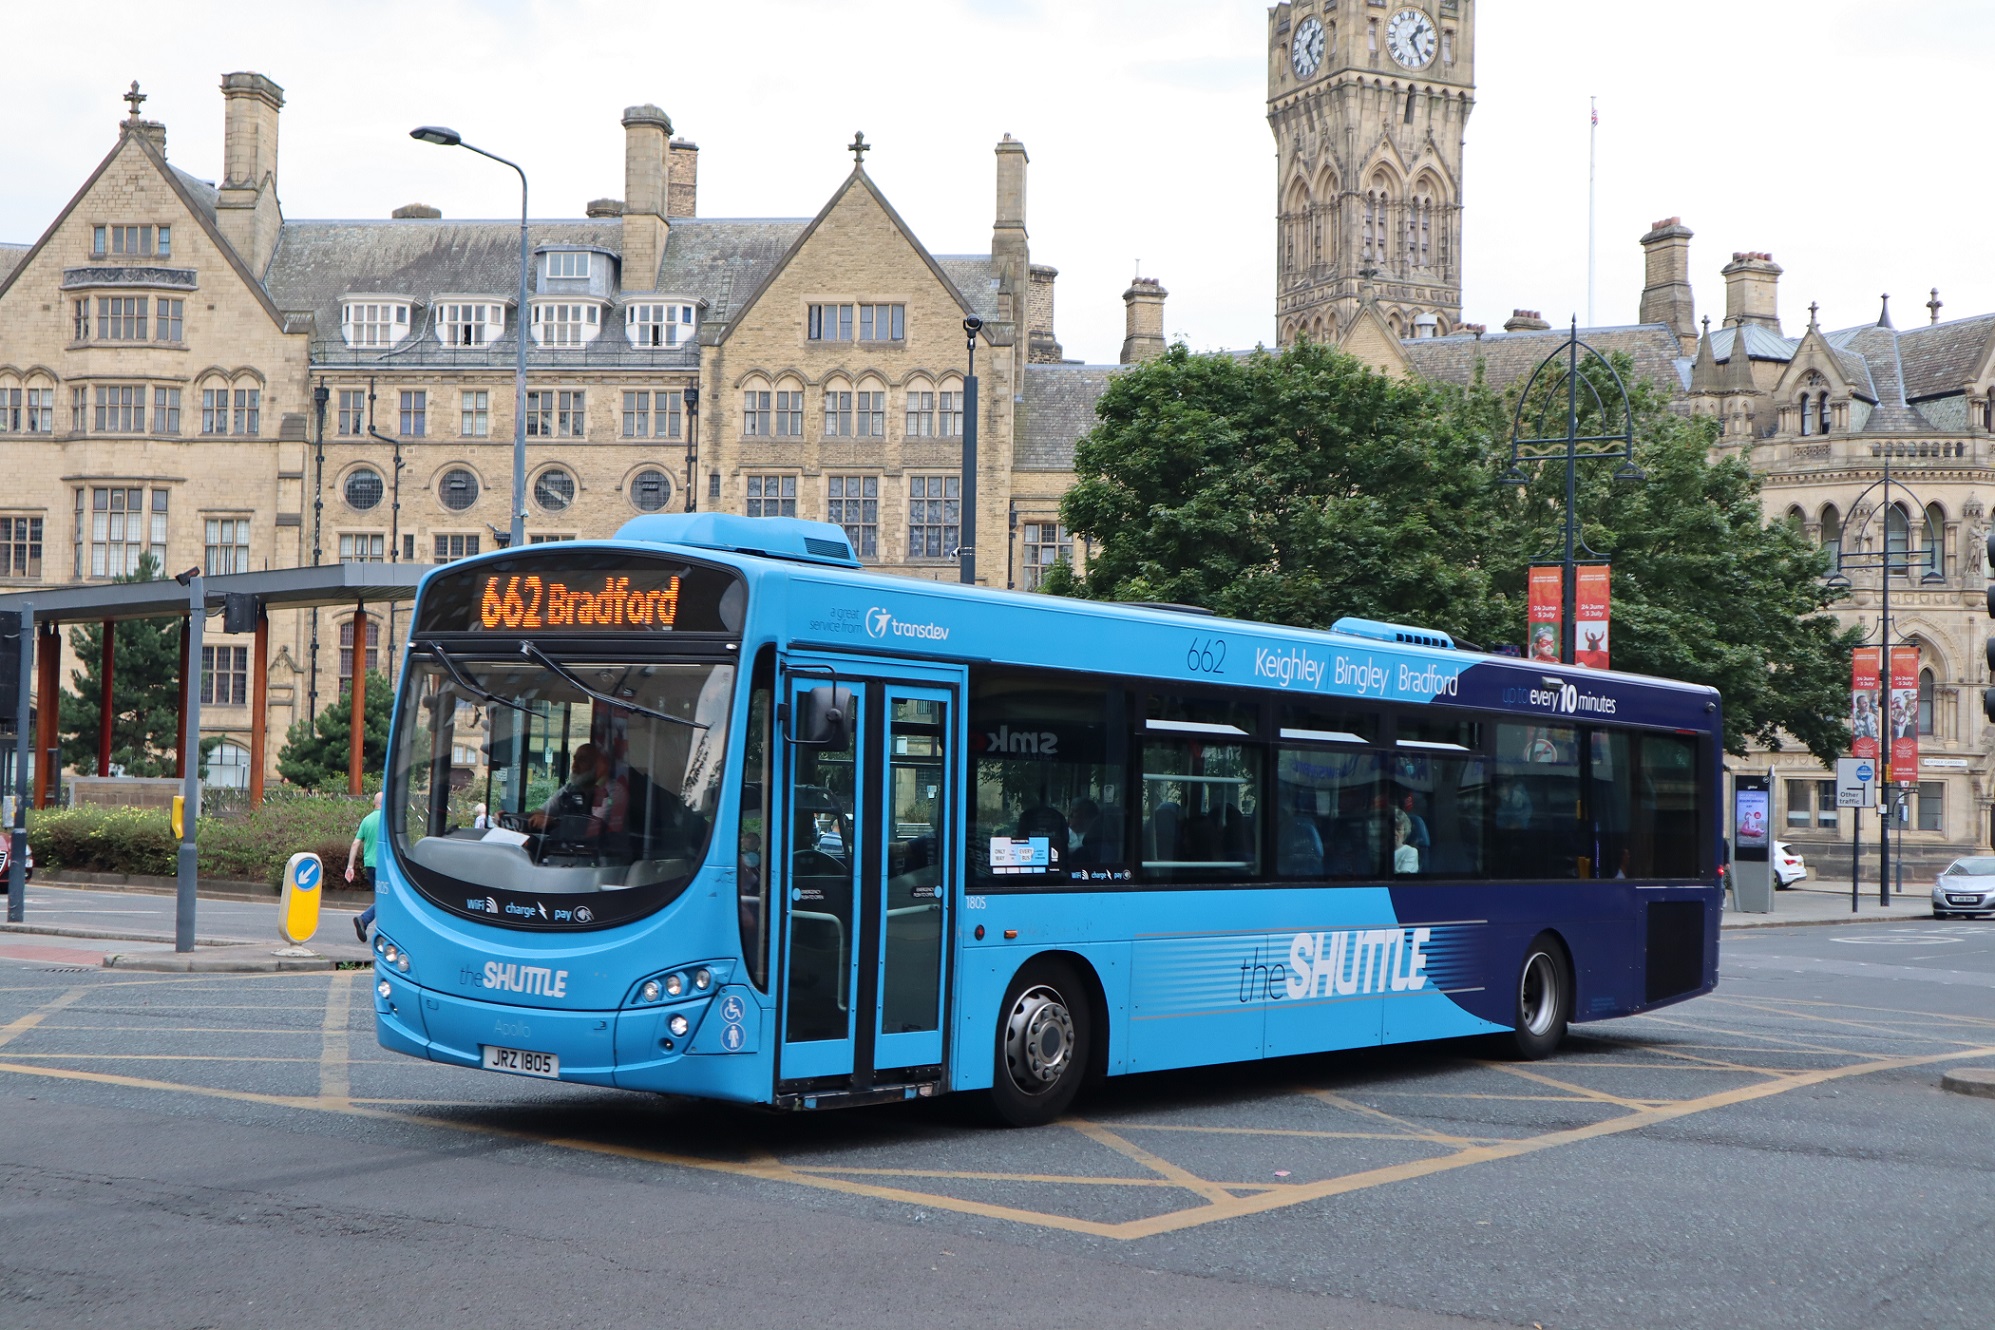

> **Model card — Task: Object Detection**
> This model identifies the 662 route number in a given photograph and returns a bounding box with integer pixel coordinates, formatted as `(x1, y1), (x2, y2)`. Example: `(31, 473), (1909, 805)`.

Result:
(1186, 636), (1227, 675)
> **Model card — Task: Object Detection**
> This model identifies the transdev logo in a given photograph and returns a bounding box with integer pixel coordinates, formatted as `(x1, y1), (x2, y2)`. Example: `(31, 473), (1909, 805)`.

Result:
(864, 606), (950, 642)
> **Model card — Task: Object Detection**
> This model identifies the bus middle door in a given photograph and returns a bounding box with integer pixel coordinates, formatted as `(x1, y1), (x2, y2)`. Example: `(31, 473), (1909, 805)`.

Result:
(777, 670), (954, 1096)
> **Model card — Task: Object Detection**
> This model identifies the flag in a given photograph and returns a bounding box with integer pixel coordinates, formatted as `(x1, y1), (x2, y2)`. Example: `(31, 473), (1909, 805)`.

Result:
(1889, 645), (1919, 784)
(1574, 565), (1610, 669)
(1527, 566), (1563, 662)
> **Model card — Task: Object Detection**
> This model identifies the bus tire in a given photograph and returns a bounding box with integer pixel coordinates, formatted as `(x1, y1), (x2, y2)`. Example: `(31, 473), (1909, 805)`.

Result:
(987, 958), (1090, 1128)
(1500, 933), (1571, 1061)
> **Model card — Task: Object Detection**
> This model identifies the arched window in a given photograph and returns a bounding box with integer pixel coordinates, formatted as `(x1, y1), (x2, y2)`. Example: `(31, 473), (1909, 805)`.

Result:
(1925, 501), (1947, 577)
(1799, 396), (1815, 436)
(1885, 502), (1910, 574)
(1819, 503), (1841, 574)
(1918, 667), (1936, 736)
(1818, 391), (1832, 434)
(206, 741), (251, 790)
(1786, 504), (1806, 527)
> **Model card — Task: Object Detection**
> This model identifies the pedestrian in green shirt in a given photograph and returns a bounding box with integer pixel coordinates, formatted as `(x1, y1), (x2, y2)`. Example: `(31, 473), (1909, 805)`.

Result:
(347, 791), (383, 941)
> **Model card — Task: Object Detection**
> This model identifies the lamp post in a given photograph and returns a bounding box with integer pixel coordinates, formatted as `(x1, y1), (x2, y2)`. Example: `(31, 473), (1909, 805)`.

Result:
(1502, 319), (1643, 664)
(684, 386), (700, 513)
(959, 316), (983, 585)
(1826, 448), (1942, 906)
(411, 126), (529, 547)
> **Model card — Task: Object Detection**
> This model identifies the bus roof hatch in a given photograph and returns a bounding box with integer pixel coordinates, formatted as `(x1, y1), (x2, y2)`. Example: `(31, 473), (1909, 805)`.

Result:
(615, 513), (862, 569)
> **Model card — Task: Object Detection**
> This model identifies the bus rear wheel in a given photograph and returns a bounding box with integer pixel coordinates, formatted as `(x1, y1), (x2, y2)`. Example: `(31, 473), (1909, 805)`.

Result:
(1500, 933), (1571, 1061)
(988, 959), (1090, 1128)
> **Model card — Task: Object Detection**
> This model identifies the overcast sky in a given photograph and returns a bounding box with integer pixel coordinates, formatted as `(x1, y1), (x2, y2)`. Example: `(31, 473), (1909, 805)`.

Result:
(3, 0), (1987, 364)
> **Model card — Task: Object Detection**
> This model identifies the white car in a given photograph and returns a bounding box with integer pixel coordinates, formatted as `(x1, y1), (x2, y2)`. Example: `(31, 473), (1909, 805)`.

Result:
(1932, 856), (1995, 919)
(1773, 840), (1807, 889)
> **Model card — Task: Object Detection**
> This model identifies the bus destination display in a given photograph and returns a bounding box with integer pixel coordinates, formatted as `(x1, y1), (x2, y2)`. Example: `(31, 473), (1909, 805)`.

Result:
(480, 573), (678, 631)
(414, 553), (742, 635)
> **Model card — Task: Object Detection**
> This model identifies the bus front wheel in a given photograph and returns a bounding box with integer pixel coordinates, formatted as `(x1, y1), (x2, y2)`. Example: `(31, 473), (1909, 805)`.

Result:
(988, 959), (1090, 1127)
(1500, 933), (1571, 1061)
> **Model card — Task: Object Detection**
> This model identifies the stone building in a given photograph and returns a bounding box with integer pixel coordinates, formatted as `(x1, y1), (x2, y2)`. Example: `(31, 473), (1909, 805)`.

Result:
(0, 76), (1162, 791)
(1356, 217), (1995, 874)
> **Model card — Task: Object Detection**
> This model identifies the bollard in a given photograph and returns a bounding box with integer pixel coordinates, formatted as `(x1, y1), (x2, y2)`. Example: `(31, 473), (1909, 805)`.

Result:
(276, 852), (323, 957)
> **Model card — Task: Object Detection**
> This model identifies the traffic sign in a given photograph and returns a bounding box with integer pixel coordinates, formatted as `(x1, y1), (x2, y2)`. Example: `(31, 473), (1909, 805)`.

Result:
(280, 851), (324, 946)
(1836, 757), (1876, 809)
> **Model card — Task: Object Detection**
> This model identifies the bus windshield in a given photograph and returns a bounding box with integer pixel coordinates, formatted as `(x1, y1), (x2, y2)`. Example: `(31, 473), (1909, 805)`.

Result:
(389, 650), (736, 928)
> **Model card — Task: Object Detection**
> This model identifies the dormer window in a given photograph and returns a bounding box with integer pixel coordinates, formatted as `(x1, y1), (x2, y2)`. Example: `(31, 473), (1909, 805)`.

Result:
(626, 302), (696, 347)
(545, 251), (591, 279)
(531, 301), (602, 347)
(436, 301), (506, 347)
(341, 300), (411, 348)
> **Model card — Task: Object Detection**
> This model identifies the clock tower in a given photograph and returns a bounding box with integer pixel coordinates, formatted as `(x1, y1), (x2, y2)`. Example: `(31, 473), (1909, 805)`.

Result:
(1268, 1), (1475, 346)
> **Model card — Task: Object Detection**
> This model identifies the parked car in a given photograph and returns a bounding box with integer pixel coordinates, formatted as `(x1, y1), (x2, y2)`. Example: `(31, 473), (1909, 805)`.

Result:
(1773, 840), (1807, 889)
(0, 836), (30, 883)
(1931, 856), (1995, 918)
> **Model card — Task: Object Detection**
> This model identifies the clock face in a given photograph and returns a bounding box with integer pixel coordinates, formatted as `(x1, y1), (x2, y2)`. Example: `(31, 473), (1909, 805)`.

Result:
(1291, 16), (1325, 78)
(1386, 7), (1437, 68)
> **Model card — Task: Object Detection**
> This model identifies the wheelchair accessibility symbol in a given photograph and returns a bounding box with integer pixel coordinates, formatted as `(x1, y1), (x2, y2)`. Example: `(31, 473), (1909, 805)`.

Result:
(719, 994), (746, 1023)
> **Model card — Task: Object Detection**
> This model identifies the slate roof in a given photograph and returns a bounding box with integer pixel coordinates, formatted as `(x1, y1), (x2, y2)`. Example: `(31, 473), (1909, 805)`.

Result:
(934, 256), (1003, 324)
(654, 218), (808, 323)
(1710, 324), (1796, 363)
(1401, 322), (1690, 397)
(1019, 362), (1121, 470)
(1896, 312), (1995, 401)
(0, 244), (28, 286)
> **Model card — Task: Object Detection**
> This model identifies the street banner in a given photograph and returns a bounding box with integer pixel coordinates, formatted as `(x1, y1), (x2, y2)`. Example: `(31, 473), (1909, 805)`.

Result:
(1889, 644), (1919, 783)
(1850, 647), (1880, 761)
(1527, 566), (1562, 662)
(1574, 565), (1610, 670)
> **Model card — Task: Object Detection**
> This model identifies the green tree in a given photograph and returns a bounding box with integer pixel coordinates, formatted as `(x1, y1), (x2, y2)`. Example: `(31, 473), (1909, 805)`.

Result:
(277, 670), (391, 789)
(1051, 339), (1857, 763)
(1047, 340), (1515, 646)
(57, 554), (214, 777)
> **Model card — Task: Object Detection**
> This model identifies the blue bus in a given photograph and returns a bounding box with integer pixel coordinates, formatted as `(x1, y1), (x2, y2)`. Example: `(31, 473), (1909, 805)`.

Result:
(374, 514), (1723, 1126)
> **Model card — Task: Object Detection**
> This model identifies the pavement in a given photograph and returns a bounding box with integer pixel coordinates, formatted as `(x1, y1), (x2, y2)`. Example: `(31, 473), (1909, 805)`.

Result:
(1, 915), (1992, 1329)
(1724, 879), (1937, 928)
(0, 883), (372, 970)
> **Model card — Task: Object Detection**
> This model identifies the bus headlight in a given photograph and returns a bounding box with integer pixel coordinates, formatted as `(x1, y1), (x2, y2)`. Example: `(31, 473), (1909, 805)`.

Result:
(668, 1014), (690, 1037)
(396, 953), (410, 973)
(664, 972), (685, 997)
(693, 968), (712, 990)
(382, 942), (400, 965)
(377, 980), (392, 999)
(641, 980), (662, 1003)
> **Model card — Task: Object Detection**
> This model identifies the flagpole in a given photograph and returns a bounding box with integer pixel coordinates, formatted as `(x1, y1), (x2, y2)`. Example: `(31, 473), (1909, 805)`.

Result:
(1587, 96), (1597, 328)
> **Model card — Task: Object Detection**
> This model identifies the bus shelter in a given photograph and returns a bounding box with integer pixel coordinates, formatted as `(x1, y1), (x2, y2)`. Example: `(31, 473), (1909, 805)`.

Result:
(4, 562), (427, 946)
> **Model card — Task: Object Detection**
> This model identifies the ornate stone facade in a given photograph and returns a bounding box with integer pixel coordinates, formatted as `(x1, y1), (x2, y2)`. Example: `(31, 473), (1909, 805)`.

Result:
(1268, 0), (1474, 346)
(0, 77), (1156, 789)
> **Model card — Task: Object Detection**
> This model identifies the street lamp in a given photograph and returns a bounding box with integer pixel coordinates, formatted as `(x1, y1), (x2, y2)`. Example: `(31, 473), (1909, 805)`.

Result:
(411, 125), (530, 547)
(959, 316), (983, 585)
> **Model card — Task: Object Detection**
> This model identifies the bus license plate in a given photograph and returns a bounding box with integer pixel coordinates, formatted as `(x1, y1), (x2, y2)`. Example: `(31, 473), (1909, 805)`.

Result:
(483, 1044), (559, 1079)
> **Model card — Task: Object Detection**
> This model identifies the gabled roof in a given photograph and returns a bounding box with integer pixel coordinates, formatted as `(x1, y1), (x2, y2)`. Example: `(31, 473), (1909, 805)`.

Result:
(0, 126), (290, 333)
(713, 168), (988, 346)
(1710, 324), (1795, 363)
(654, 218), (808, 322)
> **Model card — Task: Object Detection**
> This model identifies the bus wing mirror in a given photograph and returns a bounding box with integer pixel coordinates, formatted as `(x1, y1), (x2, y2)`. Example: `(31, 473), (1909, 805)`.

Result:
(792, 684), (854, 749)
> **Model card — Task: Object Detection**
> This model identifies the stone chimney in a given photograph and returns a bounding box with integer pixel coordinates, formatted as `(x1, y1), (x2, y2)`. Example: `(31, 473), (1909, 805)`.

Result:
(621, 104), (671, 293)
(585, 198), (623, 218)
(1721, 251), (1782, 332)
(1638, 216), (1696, 354)
(1027, 264), (1063, 363)
(992, 134), (1030, 292)
(1503, 309), (1551, 332)
(667, 138), (698, 218)
(392, 203), (441, 219)
(215, 72), (285, 276)
(1120, 277), (1167, 364)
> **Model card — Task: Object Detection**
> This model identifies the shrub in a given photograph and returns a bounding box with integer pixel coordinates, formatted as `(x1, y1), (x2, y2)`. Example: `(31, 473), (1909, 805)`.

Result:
(27, 789), (378, 887)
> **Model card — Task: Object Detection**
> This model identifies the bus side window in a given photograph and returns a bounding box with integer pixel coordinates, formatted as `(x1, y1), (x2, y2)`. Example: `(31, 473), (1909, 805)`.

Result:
(1492, 722), (1584, 879)
(969, 670), (1129, 886)
(1637, 732), (1701, 878)
(1139, 693), (1261, 880)
(1275, 746), (1383, 880)
(737, 647), (775, 988)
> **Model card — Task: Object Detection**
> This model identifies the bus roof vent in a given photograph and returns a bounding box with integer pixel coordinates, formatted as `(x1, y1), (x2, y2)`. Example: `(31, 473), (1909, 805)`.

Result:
(615, 513), (862, 569)
(1329, 616), (1457, 650)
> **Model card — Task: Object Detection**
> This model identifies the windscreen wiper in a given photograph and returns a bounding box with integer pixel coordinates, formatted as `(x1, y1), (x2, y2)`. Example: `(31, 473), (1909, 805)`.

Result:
(414, 642), (535, 716)
(519, 641), (709, 730)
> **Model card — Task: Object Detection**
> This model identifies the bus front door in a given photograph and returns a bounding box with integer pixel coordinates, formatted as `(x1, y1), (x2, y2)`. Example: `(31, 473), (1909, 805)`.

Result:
(778, 678), (953, 1093)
